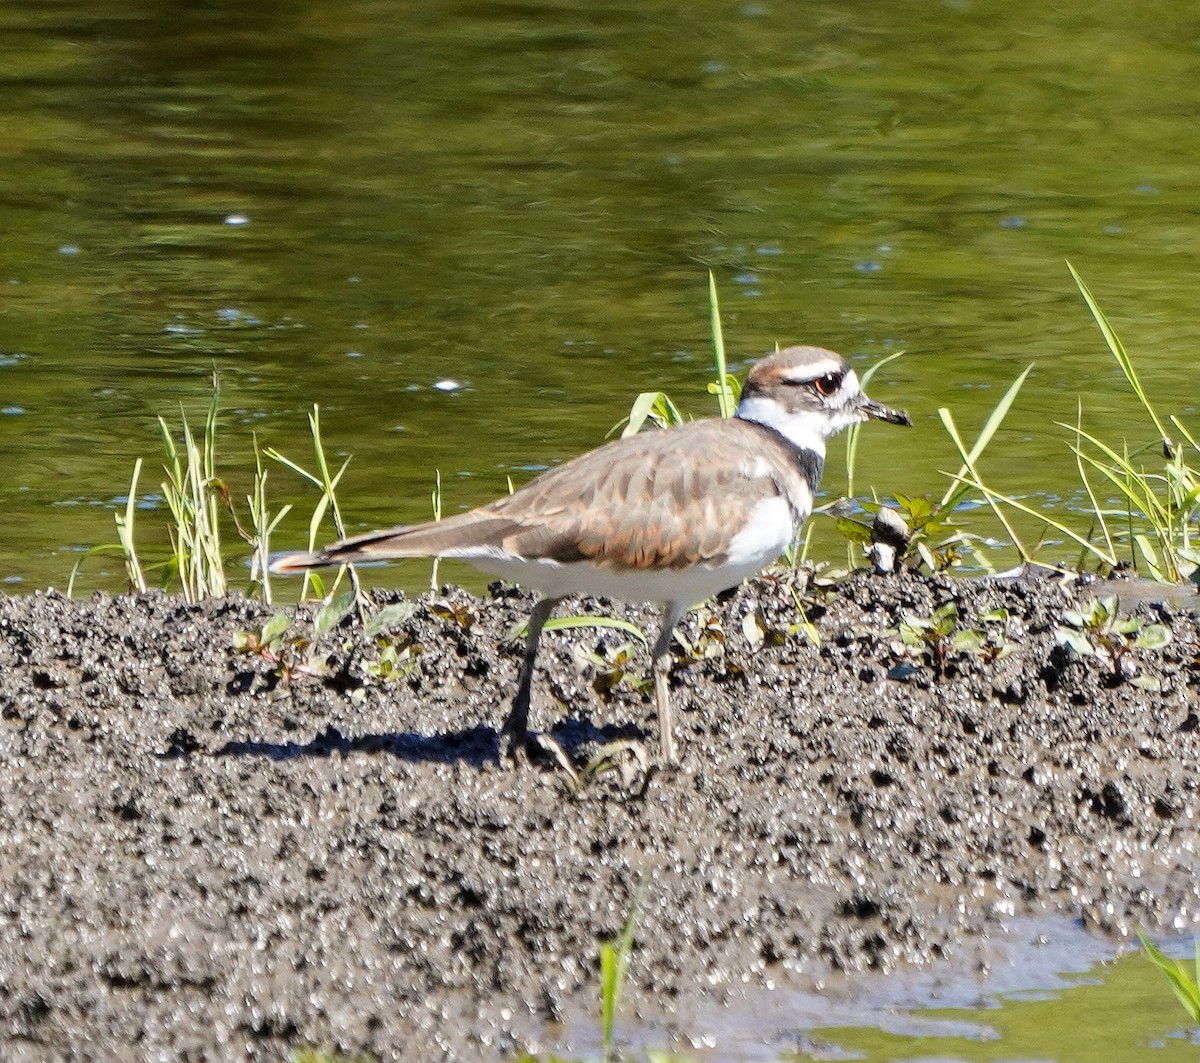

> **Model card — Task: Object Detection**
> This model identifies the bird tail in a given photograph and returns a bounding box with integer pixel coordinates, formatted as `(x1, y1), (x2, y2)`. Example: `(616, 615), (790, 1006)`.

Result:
(269, 511), (516, 574)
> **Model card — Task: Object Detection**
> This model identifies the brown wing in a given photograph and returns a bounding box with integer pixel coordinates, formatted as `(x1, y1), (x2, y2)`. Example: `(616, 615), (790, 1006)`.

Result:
(482, 419), (794, 570)
(271, 419), (799, 573)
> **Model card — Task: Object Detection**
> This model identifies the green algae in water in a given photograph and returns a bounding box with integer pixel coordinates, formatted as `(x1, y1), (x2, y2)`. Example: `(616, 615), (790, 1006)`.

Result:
(796, 948), (1199, 1063)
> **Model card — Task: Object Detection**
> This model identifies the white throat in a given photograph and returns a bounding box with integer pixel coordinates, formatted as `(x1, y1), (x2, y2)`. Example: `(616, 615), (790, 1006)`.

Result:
(736, 395), (831, 457)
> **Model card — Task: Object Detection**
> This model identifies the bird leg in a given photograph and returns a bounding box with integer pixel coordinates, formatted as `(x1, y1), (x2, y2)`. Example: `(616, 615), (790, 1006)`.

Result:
(499, 596), (561, 760)
(650, 602), (687, 766)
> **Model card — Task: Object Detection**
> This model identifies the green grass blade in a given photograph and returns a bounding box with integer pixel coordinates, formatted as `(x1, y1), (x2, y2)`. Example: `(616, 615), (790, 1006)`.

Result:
(599, 941), (617, 1061)
(600, 903), (639, 1063)
(1068, 262), (1171, 444)
(204, 373), (220, 483)
(858, 350), (906, 390)
(1133, 533), (1167, 582)
(1138, 931), (1200, 1024)
(430, 468), (443, 591)
(1170, 415), (1200, 458)
(1070, 402), (1115, 564)
(269, 411), (358, 603)
(939, 407), (1032, 563)
(309, 409), (359, 607)
(537, 615), (649, 646)
(708, 271), (736, 418)
(1058, 421), (1172, 526)
(247, 434), (294, 604)
(1064, 441), (1164, 525)
(158, 415), (182, 484)
(943, 469), (1117, 566)
(67, 544), (129, 599)
(263, 446), (322, 489)
(621, 391), (684, 438)
(309, 405), (334, 491)
(938, 363), (1033, 510)
(846, 350), (906, 498)
(115, 457), (147, 593)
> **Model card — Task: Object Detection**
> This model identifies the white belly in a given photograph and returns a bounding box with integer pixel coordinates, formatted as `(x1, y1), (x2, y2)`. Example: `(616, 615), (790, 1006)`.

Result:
(468, 554), (775, 607)
(462, 495), (797, 606)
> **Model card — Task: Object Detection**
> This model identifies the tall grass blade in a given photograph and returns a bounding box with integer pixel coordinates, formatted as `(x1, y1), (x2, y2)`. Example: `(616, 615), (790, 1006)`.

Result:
(115, 457), (147, 593)
(939, 407), (1032, 563)
(1068, 262), (1171, 445)
(266, 405), (360, 605)
(943, 469), (1117, 566)
(708, 271), (737, 418)
(1057, 414), (1189, 581)
(158, 415), (188, 597)
(938, 364), (1033, 510)
(1061, 433), (1167, 525)
(1138, 931), (1200, 1025)
(246, 436), (293, 605)
(1071, 401), (1115, 564)
(430, 469), (443, 592)
(157, 392), (227, 603)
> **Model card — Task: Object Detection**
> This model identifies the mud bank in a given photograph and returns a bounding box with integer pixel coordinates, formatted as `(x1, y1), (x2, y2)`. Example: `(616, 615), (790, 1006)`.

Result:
(0, 571), (1197, 1061)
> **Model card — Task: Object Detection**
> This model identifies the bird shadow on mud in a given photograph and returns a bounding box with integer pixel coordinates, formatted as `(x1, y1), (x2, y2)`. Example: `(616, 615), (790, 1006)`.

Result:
(164, 718), (644, 771)
(210, 724), (500, 769)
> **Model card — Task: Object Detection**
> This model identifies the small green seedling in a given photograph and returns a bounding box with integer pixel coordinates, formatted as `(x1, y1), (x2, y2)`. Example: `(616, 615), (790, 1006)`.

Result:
(361, 599), (422, 685)
(429, 598), (479, 630)
(600, 903), (639, 1063)
(891, 603), (1011, 677)
(519, 614), (649, 698)
(361, 637), (421, 683)
(234, 591), (356, 682)
(674, 608), (727, 662)
(739, 605), (803, 652)
(513, 896), (685, 1061)
(1054, 595), (1171, 688)
(576, 639), (644, 698)
(233, 611), (324, 684)
(233, 611), (293, 660)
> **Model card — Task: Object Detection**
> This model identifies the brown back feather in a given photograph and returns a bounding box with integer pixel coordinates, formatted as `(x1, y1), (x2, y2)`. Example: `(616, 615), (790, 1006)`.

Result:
(282, 417), (813, 572)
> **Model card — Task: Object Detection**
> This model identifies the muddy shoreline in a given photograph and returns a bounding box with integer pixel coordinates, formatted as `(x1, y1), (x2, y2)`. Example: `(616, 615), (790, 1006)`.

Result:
(0, 570), (1197, 1060)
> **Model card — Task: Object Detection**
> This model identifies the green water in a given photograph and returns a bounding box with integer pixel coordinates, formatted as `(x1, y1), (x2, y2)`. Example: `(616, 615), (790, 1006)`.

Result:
(547, 926), (1200, 1061)
(2, 0), (1200, 590)
(794, 946), (1199, 1063)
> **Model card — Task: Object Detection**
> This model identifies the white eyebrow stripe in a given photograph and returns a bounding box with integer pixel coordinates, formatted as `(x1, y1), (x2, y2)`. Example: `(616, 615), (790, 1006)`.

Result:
(780, 358), (849, 383)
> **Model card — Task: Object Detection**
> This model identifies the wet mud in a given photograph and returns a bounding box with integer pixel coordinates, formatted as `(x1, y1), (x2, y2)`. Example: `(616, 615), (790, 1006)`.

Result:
(0, 570), (1197, 1060)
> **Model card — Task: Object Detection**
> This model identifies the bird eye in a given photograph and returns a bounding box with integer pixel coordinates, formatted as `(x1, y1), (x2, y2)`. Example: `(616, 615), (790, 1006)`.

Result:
(811, 372), (842, 397)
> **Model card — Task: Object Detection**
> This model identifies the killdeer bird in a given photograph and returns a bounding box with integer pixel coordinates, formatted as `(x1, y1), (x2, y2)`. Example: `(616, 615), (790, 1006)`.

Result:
(272, 346), (909, 764)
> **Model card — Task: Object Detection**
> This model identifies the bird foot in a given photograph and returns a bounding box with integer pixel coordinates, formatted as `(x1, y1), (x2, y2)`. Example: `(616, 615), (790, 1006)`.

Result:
(497, 724), (529, 764)
(581, 739), (657, 793)
(499, 728), (659, 795)
(498, 725), (575, 773)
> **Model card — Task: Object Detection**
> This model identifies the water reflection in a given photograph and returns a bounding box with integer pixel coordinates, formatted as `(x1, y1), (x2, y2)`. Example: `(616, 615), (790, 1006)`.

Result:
(2, 0), (1199, 590)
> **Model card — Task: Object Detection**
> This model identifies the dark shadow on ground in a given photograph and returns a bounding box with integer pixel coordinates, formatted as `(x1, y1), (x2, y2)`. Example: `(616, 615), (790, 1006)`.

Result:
(199, 718), (645, 769)
(212, 724), (499, 768)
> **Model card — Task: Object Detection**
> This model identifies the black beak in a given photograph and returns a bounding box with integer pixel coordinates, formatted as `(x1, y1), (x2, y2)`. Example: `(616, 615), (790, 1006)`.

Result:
(860, 395), (912, 426)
